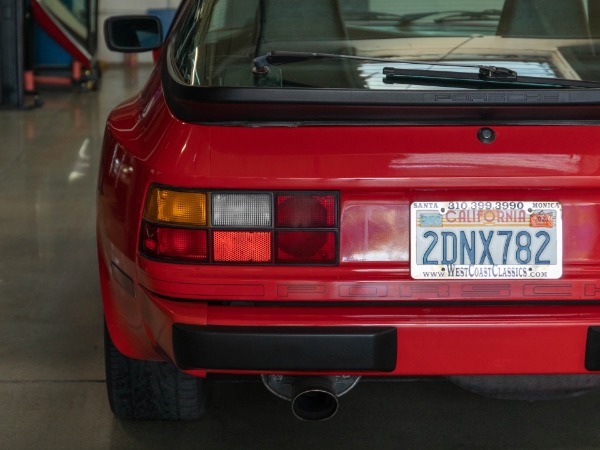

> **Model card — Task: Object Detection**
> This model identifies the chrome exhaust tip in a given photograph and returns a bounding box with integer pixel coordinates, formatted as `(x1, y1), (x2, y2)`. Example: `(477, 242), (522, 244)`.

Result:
(291, 377), (339, 421)
(261, 374), (360, 421)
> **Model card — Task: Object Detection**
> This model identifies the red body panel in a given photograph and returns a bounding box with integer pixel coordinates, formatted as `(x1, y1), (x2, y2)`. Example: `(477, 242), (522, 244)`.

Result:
(97, 65), (600, 375)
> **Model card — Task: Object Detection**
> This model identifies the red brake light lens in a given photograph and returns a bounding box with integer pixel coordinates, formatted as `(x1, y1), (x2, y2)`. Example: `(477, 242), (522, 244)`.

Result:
(141, 223), (208, 262)
(276, 193), (337, 228)
(276, 231), (336, 264)
(213, 231), (272, 263)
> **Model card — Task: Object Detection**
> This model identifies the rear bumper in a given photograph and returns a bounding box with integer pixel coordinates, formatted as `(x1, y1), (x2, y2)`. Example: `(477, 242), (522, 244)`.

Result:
(140, 288), (600, 376)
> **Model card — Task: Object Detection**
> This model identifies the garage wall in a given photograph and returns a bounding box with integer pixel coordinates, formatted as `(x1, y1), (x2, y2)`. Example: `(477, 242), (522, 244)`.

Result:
(98, 0), (180, 63)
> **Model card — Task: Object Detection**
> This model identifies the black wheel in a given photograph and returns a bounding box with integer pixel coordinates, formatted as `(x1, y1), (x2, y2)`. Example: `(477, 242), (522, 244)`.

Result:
(104, 323), (208, 420)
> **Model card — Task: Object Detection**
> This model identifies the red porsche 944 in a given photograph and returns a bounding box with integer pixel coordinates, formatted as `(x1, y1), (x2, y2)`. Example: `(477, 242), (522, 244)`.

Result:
(99, 0), (600, 420)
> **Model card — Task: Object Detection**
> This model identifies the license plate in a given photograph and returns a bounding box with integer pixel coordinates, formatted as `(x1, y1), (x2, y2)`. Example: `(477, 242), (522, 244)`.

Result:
(411, 201), (562, 279)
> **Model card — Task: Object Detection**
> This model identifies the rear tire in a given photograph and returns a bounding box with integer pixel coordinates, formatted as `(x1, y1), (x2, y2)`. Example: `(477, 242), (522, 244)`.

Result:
(104, 323), (208, 420)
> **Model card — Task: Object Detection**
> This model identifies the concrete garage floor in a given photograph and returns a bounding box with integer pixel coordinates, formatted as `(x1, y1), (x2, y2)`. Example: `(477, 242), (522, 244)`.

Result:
(3, 66), (600, 449)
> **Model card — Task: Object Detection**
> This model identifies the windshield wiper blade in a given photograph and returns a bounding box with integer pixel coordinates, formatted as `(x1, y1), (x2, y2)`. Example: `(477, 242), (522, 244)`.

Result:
(382, 66), (518, 83)
(384, 66), (600, 88)
(253, 51), (600, 88)
(398, 9), (501, 24)
(342, 8), (502, 24)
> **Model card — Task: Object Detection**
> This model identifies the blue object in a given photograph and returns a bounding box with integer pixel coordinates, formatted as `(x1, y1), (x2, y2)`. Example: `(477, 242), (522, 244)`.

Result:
(33, 23), (72, 67)
(147, 8), (176, 39)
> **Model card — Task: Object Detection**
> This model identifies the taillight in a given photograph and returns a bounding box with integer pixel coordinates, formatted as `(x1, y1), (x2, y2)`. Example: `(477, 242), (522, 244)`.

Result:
(140, 187), (338, 265)
(276, 231), (336, 264)
(141, 223), (208, 262)
(212, 193), (272, 227)
(144, 187), (207, 226)
(213, 231), (272, 263)
(276, 194), (336, 228)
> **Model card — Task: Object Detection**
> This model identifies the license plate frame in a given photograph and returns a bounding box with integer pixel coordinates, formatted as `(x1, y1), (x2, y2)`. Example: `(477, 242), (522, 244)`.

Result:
(410, 201), (562, 280)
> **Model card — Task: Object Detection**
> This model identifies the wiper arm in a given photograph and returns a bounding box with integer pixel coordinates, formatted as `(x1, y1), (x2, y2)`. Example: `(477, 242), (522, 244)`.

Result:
(253, 50), (503, 73)
(478, 66), (517, 81)
(253, 51), (394, 73)
(342, 10), (406, 21)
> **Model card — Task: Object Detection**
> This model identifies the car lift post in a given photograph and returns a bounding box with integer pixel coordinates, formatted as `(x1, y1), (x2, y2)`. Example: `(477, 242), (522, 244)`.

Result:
(0, 0), (25, 108)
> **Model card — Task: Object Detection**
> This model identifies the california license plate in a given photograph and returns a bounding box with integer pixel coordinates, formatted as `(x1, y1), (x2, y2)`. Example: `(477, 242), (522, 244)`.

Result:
(411, 201), (562, 279)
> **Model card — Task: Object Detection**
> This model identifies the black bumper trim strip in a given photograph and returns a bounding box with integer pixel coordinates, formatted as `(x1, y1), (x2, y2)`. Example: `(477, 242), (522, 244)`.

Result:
(172, 325), (397, 372)
(585, 327), (600, 371)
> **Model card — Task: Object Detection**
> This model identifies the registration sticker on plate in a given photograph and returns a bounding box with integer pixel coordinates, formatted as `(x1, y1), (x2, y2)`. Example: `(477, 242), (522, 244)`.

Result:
(410, 201), (562, 279)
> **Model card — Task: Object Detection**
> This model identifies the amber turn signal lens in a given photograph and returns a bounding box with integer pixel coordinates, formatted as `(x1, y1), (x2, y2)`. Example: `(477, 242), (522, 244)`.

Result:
(144, 187), (207, 226)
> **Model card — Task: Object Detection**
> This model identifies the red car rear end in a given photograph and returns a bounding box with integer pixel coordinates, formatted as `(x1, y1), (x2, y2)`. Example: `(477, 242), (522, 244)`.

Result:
(98, 0), (600, 420)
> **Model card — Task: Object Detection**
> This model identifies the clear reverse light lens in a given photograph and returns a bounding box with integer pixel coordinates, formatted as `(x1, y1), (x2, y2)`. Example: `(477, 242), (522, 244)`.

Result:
(212, 193), (272, 227)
